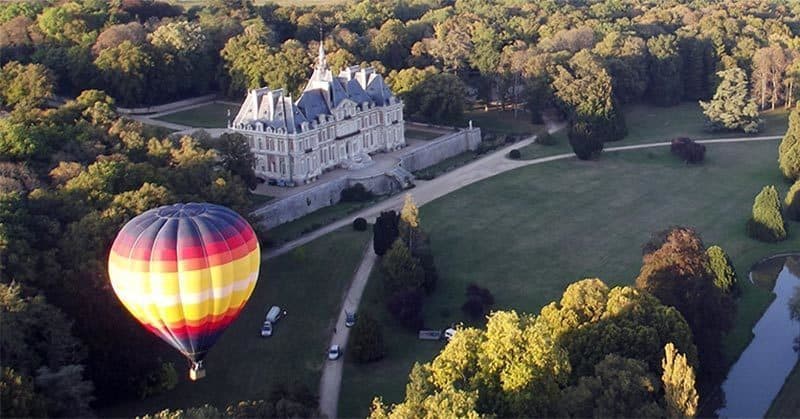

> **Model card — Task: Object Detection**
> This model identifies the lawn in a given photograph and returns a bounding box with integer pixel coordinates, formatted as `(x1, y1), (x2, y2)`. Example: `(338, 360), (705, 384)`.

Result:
(155, 102), (240, 129)
(767, 361), (800, 417)
(104, 227), (370, 417)
(265, 199), (382, 246)
(339, 139), (800, 417)
(461, 107), (544, 136)
(516, 102), (790, 161)
(405, 128), (443, 141)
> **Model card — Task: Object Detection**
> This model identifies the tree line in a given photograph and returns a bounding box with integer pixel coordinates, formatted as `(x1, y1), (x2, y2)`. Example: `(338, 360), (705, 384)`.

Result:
(1, 0), (798, 122)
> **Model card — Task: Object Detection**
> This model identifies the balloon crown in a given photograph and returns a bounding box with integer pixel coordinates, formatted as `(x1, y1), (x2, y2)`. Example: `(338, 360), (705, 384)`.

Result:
(155, 202), (209, 218)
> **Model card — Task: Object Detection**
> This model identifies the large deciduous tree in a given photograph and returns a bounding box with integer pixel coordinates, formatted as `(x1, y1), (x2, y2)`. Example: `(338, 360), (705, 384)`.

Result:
(403, 73), (467, 124)
(635, 227), (734, 381)
(647, 34), (683, 106)
(700, 67), (761, 133)
(752, 46), (789, 110)
(553, 50), (626, 159)
(0, 61), (54, 110)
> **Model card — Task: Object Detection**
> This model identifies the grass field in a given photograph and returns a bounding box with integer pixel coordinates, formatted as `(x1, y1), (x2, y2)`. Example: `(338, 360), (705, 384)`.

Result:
(247, 192), (274, 211)
(767, 361), (800, 417)
(462, 108), (544, 136)
(516, 102), (790, 161)
(340, 137), (798, 417)
(156, 103), (240, 128)
(105, 228), (370, 417)
(405, 128), (443, 141)
(265, 199), (382, 246)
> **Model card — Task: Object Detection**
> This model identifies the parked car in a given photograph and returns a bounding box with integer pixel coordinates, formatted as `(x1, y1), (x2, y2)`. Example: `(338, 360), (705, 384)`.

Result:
(345, 311), (356, 328)
(265, 306), (282, 323)
(444, 328), (457, 341)
(260, 321), (273, 337)
(328, 344), (341, 360)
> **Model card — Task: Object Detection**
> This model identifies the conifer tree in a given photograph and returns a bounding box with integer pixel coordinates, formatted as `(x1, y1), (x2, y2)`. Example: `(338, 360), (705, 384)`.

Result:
(706, 245), (737, 294)
(700, 67), (761, 133)
(779, 105), (800, 181)
(661, 343), (699, 418)
(785, 180), (800, 221)
(747, 185), (787, 242)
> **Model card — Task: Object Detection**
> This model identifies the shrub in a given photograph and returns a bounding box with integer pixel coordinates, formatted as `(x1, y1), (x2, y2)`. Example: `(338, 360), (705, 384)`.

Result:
(352, 217), (367, 231)
(387, 289), (424, 330)
(461, 283), (494, 319)
(706, 245), (738, 295)
(340, 183), (373, 202)
(670, 137), (706, 163)
(568, 118), (604, 160)
(747, 185), (787, 242)
(785, 180), (800, 221)
(508, 149), (521, 159)
(373, 210), (399, 255)
(348, 312), (385, 363)
(537, 131), (556, 145)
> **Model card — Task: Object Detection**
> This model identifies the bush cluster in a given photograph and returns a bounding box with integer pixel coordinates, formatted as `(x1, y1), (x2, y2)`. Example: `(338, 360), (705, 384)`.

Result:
(461, 283), (495, 319)
(508, 149), (521, 159)
(747, 185), (787, 242)
(352, 217), (368, 231)
(670, 137), (706, 163)
(340, 183), (373, 202)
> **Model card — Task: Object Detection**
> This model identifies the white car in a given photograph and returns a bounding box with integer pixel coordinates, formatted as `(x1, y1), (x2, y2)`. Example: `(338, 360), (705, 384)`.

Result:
(328, 344), (341, 360)
(260, 321), (273, 337)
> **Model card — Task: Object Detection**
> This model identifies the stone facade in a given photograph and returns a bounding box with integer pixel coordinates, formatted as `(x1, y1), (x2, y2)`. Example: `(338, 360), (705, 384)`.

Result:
(231, 44), (405, 186)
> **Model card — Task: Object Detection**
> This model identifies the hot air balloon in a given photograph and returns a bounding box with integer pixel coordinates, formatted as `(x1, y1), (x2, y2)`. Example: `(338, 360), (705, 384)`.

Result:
(108, 203), (260, 380)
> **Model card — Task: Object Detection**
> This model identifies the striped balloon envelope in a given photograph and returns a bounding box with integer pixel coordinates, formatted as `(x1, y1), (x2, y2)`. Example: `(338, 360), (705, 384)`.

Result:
(108, 203), (260, 380)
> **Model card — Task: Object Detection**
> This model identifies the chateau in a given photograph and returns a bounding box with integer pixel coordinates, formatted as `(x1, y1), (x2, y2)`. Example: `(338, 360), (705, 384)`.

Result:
(231, 44), (405, 186)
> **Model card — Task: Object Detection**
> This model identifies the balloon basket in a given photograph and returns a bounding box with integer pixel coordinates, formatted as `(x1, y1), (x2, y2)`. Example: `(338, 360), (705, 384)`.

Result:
(189, 364), (206, 381)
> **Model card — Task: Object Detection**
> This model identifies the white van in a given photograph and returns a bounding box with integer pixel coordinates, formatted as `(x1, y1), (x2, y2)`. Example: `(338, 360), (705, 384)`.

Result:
(266, 306), (282, 323)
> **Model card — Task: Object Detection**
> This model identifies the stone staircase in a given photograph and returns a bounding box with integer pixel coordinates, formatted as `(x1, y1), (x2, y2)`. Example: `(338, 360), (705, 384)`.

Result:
(386, 165), (415, 189)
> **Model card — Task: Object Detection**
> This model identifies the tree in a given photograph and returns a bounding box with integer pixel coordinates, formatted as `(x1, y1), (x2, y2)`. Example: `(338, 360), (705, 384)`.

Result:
(635, 227), (733, 380)
(94, 41), (153, 106)
(700, 67), (761, 133)
(779, 105), (800, 181)
(752, 46), (789, 110)
(747, 185), (787, 242)
(0, 61), (55, 110)
(647, 34), (683, 106)
(403, 73), (467, 124)
(386, 289), (424, 330)
(706, 245), (737, 294)
(349, 312), (385, 363)
(381, 239), (424, 296)
(561, 355), (665, 418)
(213, 133), (258, 190)
(553, 50), (626, 159)
(1, 368), (45, 418)
(373, 210), (400, 256)
(399, 193), (419, 249)
(785, 180), (800, 221)
(661, 343), (699, 418)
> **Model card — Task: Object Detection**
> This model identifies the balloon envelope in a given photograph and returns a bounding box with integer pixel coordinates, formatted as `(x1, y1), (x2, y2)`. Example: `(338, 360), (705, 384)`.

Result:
(108, 203), (260, 365)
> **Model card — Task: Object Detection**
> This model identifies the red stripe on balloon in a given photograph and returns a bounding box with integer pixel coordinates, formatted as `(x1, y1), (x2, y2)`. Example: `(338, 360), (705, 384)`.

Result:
(111, 229), (257, 264)
(141, 304), (245, 341)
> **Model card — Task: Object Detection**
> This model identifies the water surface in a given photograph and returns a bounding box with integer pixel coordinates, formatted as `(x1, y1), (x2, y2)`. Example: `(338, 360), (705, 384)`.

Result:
(718, 256), (800, 418)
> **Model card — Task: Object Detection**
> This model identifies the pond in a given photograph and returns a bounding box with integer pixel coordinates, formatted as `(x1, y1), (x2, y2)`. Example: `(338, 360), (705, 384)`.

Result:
(717, 255), (800, 418)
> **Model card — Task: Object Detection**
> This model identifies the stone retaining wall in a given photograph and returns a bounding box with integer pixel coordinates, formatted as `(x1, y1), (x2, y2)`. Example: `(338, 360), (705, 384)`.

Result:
(252, 127), (481, 228)
(399, 128), (482, 172)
